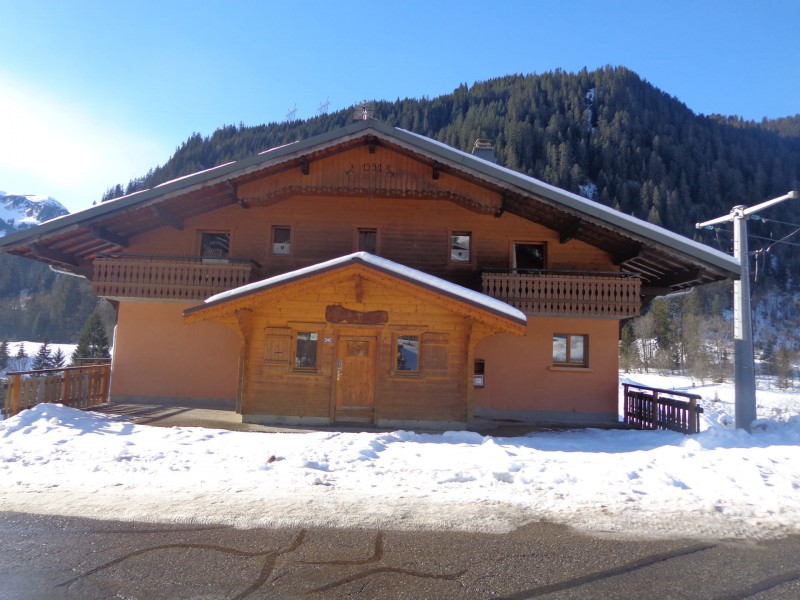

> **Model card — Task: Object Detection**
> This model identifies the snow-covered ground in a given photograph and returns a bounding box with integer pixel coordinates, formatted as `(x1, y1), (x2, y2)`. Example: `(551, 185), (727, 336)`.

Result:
(1, 372), (798, 541)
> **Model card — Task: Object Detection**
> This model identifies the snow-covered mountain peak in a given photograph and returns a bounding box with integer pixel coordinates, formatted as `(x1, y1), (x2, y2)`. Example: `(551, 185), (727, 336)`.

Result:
(1, 192), (69, 235)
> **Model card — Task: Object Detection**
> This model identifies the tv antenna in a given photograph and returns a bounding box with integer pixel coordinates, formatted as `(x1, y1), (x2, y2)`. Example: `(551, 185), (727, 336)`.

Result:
(353, 101), (374, 121)
(286, 104), (298, 121)
(317, 97), (330, 114)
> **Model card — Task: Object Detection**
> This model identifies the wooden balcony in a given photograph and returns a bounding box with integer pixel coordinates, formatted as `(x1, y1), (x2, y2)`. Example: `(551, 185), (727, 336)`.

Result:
(93, 255), (256, 301)
(482, 270), (641, 318)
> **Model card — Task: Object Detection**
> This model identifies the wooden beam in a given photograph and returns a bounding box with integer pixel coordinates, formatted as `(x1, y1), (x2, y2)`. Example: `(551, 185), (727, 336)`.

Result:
(88, 225), (129, 248)
(558, 219), (582, 244)
(152, 205), (184, 230)
(367, 135), (377, 154)
(613, 243), (643, 266)
(300, 156), (310, 175)
(354, 274), (364, 303)
(30, 243), (79, 267)
(432, 163), (440, 180)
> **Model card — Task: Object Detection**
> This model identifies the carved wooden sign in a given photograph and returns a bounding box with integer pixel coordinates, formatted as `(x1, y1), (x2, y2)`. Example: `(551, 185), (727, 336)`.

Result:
(326, 304), (388, 325)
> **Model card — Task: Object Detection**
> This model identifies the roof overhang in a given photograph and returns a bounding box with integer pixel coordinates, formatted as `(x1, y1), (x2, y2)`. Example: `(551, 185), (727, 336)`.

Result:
(184, 252), (527, 334)
(0, 119), (740, 292)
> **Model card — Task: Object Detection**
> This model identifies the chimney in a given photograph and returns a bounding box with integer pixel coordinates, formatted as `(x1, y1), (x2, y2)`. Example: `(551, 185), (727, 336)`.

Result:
(471, 139), (496, 163)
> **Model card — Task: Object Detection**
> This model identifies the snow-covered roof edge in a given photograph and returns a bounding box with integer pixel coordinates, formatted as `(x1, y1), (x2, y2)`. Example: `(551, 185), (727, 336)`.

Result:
(192, 252), (527, 324)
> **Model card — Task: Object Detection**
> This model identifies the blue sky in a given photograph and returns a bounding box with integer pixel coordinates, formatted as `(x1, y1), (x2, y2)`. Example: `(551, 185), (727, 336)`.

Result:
(1, 0), (798, 213)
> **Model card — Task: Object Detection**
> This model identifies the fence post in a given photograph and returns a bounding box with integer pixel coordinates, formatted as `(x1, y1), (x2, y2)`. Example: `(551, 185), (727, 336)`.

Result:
(689, 396), (698, 434)
(623, 384), (630, 425)
(651, 390), (659, 430)
(9, 373), (21, 417)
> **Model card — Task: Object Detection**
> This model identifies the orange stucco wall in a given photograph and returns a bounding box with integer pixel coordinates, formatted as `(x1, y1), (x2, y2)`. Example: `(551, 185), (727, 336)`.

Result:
(111, 301), (239, 405)
(474, 317), (620, 424)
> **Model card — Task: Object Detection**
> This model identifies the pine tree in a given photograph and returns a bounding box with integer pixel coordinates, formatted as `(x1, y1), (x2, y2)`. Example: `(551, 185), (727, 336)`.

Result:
(12, 343), (28, 371)
(71, 310), (111, 365)
(51, 347), (66, 369)
(31, 338), (53, 371)
(0, 340), (8, 371)
(619, 322), (641, 372)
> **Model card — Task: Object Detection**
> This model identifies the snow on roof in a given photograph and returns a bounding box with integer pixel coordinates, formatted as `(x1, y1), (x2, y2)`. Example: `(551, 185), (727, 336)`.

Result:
(203, 252), (527, 323)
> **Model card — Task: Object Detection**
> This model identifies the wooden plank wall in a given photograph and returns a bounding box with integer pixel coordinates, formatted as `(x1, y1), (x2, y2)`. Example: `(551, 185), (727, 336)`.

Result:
(240, 271), (477, 423)
(124, 144), (617, 286)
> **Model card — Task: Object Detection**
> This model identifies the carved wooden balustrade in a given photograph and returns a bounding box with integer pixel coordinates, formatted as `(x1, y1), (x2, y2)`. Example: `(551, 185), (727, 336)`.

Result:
(93, 255), (256, 301)
(482, 270), (641, 318)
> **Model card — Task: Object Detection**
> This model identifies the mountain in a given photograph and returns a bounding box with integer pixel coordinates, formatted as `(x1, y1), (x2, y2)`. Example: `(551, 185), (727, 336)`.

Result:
(0, 193), (103, 344)
(0, 192), (69, 235)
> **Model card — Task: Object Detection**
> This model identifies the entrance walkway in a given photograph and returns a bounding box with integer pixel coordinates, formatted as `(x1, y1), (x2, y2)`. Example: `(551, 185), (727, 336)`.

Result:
(90, 401), (591, 436)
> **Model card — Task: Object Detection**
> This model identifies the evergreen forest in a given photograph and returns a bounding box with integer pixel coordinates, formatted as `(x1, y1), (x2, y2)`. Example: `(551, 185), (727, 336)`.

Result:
(4, 66), (800, 381)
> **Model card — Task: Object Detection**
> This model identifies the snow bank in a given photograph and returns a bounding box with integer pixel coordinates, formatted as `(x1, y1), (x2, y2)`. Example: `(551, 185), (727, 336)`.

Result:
(2, 404), (799, 540)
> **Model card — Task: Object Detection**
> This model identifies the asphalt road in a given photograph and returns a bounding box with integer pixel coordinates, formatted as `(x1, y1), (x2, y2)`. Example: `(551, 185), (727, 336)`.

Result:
(1, 512), (799, 599)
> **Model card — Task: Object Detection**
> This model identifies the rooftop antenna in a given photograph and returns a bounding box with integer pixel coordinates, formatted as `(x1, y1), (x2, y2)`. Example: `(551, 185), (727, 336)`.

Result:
(352, 101), (374, 121)
(286, 104), (298, 121)
(317, 97), (330, 115)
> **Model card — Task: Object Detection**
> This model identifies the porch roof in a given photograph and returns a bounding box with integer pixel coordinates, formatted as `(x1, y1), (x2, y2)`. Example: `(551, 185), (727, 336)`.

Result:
(184, 252), (527, 332)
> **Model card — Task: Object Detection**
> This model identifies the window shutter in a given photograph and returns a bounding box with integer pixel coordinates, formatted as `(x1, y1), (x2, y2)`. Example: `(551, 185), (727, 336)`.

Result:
(264, 327), (291, 371)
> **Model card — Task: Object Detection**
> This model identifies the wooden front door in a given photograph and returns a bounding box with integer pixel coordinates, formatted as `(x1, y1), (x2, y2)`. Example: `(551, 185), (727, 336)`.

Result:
(334, 335), (377, 423)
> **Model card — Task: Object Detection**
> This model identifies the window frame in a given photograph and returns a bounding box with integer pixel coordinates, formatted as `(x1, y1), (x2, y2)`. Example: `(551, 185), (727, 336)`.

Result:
(449, 230), (473, 264)
(552, 333), (589, 368)
(356, 227), (379, 254)
(198, 230), (231, 260)
(392, 332), (422, 375)
(511, 241), (546, 272)
(271, 226), (292, 256)
(293, 330), (320, 372)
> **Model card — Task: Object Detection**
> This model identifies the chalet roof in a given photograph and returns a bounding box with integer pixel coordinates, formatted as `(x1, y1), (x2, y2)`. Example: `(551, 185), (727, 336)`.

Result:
(184, 252), (527, 328)
(0, 119), (740, 294)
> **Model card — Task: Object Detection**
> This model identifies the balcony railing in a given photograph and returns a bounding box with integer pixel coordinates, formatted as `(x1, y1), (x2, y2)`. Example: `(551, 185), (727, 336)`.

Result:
(93, 255), (256, 301)
(482, 270), (641, 318)
(2, 363), (111, 418)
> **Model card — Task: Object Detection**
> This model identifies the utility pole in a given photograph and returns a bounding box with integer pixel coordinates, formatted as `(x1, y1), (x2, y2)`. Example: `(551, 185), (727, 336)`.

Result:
(696, 190), (799, 431)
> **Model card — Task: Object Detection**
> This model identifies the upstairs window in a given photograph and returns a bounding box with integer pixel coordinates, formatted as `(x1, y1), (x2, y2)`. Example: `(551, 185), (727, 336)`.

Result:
(450, 232), (471, 262)
(358, 228), (378, 254)
(199, 232), (230, 258)
(513, 243), (545, 272)
(272, 226), (291, 255)
(552, 334), (588, 367)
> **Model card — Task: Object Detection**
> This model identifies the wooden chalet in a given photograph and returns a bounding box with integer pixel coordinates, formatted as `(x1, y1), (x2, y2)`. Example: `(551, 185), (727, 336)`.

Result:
(0, 119), (740, 428)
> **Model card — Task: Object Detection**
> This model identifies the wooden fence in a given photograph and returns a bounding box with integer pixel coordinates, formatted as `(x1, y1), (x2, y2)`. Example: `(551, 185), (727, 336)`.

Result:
(2, 363), (111, 418)
(623, 383), (704, 434)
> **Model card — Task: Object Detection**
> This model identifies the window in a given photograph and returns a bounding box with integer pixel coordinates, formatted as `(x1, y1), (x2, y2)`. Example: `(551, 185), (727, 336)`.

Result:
(450, 232), (471, 262)
(474, 360), (485, 388)
(200, 232), (230, 258)
(294, 332), (318, 369)
(552, 334), (588, 367)
(272, 226), (291, 255)
(513, 243), (545, 272)
(358, 228), (377, 254)
(395, 334), (419, 371)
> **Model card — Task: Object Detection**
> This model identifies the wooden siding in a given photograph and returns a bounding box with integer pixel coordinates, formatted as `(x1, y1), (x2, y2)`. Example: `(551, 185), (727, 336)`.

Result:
(193, 267), (516, 425)
(119, 141), (617, 297)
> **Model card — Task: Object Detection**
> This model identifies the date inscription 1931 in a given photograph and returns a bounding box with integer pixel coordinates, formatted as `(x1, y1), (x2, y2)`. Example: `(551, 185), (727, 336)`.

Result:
(345, 163), (396, 176)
